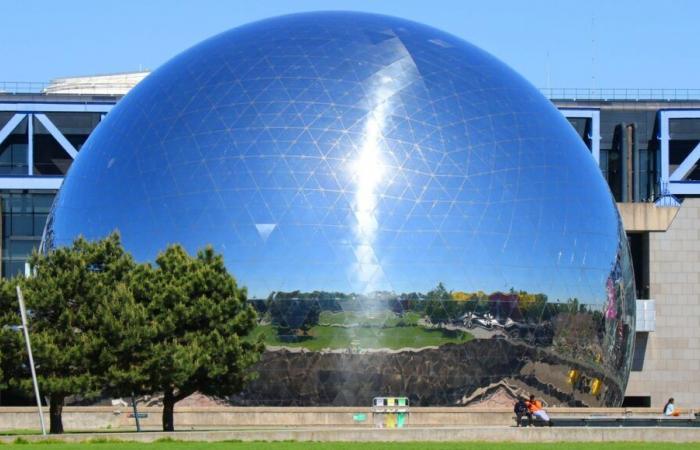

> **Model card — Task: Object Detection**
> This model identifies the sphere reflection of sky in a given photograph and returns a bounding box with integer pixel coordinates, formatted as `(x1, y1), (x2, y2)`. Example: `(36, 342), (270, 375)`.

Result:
(47, 11), (627, 307)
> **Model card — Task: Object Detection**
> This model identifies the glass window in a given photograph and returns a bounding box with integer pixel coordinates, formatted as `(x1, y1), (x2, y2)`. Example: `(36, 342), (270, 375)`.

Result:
(33, 194), (55, 213)
(1, 192), (56, 278)
(33, 116), (72, 176)
(10, 239), (38, 257)
(11, 214), (33, 235)
(0, 112), (14, 129)
(0, 117), (28, 175)
(32, 113), (103, 175)
(33, 213), (48, 235)
(3, 260), (25, 278)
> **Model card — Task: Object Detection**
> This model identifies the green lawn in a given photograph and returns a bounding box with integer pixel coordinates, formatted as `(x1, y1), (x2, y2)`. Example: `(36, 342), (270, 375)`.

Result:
(5, 441), (700, 449)
(319, 311), (422, 327)
(248, 323), (471, 351)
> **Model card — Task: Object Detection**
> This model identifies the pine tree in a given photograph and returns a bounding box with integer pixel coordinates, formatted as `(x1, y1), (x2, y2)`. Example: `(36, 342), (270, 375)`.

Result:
(6, 236), (261, 433)
(0, 277), (22, 397)
(20, 233), (134, 433)
(93, 281), (152, 405)
(128, 244), (263, 431)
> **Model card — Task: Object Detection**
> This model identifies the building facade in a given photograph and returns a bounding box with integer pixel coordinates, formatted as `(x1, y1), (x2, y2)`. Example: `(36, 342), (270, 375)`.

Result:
(1, 75), (699, 407)
(553, 97), (700, 408)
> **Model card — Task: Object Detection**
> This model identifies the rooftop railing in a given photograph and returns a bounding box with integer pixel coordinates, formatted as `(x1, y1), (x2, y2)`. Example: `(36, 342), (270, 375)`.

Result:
(2, 80), (700, 101)
(541, 87), (700, 101)
(0, 81), (49, 94)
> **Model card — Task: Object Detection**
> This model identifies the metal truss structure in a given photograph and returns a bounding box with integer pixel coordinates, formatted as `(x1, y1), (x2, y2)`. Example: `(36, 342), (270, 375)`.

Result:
(659, 110), (700, 195)
(1, 103), (604, 194)
(3, 102), (699, 200)
(0, 102), (114, 189)
(560, 109), (601, 164)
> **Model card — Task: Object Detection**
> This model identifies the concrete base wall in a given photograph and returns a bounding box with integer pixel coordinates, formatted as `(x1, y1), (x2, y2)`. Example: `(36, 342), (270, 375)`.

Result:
(0, 406), (693, 432)
(2, 426), (700, 443)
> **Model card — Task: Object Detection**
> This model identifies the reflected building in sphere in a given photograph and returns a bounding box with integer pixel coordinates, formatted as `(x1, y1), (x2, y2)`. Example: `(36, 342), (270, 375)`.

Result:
(45, 12), (635, 406)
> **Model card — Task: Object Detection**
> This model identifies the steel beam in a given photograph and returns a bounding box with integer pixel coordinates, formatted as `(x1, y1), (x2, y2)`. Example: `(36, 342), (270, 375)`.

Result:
(27, 114), (33, 176)
(0, 113), (27, 146)
(659, 110), (700, 194)
(0, 103), (114, 113)
(0, 176), (63, 190)
(668, 182), (700, 195)
(560, 109), (601, 164)
(669, 142), (700, 181)
(34, 113), (78, 159)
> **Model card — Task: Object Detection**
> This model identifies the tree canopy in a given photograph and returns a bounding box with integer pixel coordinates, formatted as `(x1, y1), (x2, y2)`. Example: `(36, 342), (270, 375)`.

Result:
(0, 235), (262, 433)
(0, 277), (22, 393)
(267, 295), (321, 337)
(128, 244), (262, 431)
(19, 233), (135, 433)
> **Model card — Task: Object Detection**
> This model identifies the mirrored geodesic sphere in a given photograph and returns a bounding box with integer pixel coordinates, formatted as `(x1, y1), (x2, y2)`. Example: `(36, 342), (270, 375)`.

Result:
(45, 11), (635, 407)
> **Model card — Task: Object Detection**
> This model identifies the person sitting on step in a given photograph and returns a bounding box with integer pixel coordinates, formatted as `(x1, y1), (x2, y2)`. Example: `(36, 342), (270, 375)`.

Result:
(663, 397), (681, 417)
(514, 397), (531, 427)
(527, 394), (553, 427)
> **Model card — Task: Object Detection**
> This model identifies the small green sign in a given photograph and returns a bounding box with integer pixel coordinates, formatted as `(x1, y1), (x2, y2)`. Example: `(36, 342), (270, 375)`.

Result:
(353, 413), (367, 422)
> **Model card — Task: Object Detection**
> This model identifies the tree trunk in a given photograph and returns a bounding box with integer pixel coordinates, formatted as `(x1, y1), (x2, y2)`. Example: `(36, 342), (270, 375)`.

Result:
(49, 394), (64, 434)
(162, 389), (175, 432)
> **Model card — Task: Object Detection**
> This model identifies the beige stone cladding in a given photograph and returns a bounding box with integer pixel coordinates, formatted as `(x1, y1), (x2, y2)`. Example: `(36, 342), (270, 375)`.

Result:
(625, 197), (700, 408)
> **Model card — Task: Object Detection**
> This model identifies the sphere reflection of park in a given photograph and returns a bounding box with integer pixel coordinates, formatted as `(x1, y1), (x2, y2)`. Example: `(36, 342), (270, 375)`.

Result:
(45, 12), (636, 406)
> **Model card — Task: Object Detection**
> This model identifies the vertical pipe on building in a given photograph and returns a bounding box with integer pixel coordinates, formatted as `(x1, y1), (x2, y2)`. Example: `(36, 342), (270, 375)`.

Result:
(626, 124), (635, 202)
(27, 114), (34, 176)
(591, 111), (601, 165)
(616, 124), (627, 202)
(655, 141), (662, 199)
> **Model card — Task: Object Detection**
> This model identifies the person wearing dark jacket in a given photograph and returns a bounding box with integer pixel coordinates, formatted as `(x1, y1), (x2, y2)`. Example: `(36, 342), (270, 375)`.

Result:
(514, 397), (531, 427)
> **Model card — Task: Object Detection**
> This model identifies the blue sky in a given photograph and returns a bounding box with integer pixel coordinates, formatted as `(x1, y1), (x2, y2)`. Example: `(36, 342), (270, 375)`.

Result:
(2, 0), (698, 89)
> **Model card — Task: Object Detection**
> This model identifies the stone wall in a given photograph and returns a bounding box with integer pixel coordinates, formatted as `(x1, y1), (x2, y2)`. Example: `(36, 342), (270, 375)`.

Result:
(626, 197), (700, 407)
(232, 339), (621, 407)
(0, 406), (673, 432)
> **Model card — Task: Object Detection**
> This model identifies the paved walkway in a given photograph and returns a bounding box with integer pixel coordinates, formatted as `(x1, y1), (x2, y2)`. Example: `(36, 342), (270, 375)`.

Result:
(3, 426), (700, 443)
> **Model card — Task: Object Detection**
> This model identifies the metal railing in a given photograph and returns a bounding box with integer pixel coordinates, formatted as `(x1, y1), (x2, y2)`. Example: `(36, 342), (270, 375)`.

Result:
(540, 87), (700, 101)
(2, 80), (700, 100)
(0, 81), (49, 94)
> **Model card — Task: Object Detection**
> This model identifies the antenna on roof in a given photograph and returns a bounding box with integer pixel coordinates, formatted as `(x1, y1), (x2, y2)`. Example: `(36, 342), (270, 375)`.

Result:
(591, 14), (597, 95)
(546, 51), (551, 91)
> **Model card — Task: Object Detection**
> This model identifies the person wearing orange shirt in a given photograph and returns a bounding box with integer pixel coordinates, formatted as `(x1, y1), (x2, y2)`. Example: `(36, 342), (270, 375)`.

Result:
(527, 394), (553, 426)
